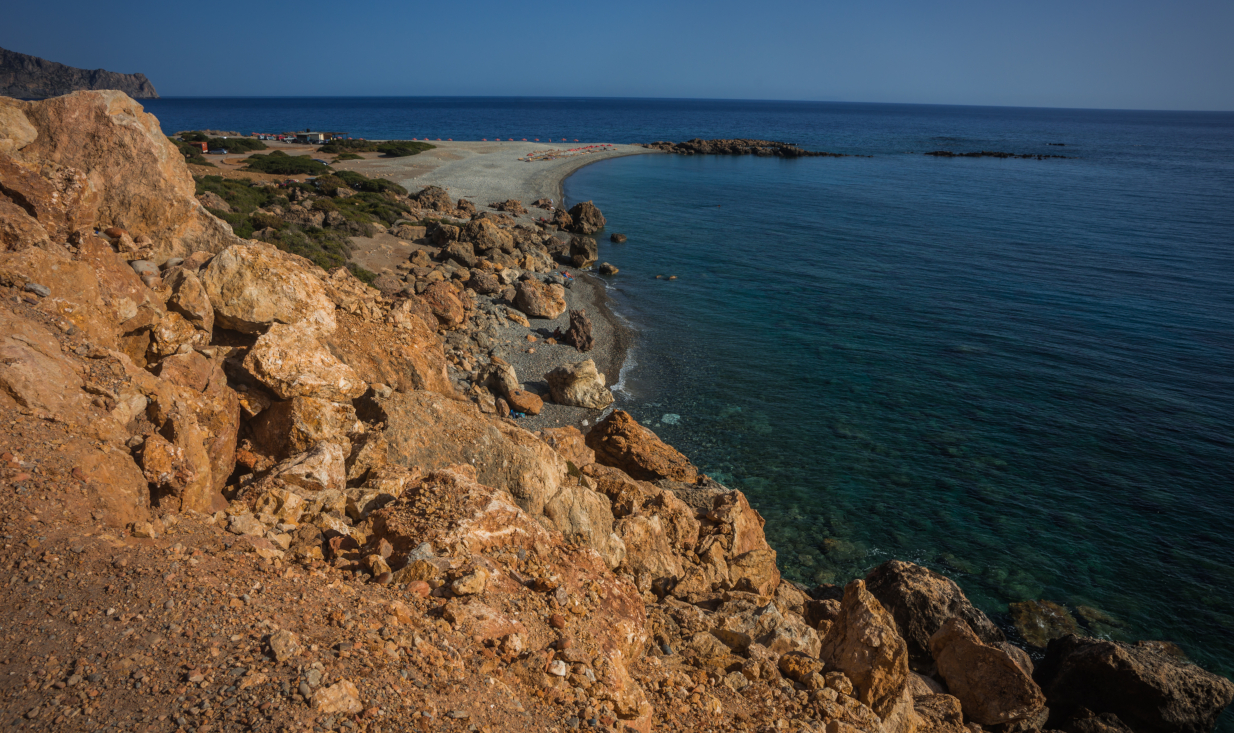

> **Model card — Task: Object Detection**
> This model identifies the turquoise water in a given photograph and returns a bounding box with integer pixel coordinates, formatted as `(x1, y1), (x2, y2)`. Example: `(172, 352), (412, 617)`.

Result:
(564, 132), (1234, 694)
(146, 97), (1234, 716)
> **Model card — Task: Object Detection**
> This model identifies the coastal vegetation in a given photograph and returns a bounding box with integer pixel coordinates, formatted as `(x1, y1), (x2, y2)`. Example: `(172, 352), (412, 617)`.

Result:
(180, 130), (268, 153)
(317, 138), (435, 157)
(244, 150), (331, 175)
(170, 137), (214, 167)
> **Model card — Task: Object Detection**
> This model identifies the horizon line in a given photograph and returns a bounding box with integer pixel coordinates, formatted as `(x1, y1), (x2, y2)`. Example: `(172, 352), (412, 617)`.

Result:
(143, 95), (1234, 115)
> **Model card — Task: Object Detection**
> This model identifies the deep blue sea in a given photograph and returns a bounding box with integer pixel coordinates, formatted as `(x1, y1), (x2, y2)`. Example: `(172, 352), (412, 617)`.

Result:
(146, 98), (1234, 706)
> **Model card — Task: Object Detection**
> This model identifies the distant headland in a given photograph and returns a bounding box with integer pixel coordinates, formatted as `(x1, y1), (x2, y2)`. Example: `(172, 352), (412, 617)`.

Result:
(0, 45), (158, 99)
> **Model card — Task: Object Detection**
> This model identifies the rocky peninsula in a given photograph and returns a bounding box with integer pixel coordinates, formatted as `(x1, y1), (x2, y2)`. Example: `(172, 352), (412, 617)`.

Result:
(642, 139), (845, 157)
(0, 46), (158, 100)
(0, 91), (1231, 733)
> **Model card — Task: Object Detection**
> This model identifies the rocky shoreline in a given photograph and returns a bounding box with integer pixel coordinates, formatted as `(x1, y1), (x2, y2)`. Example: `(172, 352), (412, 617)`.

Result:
(642, 139), (847, 157)
(1, 91), (1232, 733)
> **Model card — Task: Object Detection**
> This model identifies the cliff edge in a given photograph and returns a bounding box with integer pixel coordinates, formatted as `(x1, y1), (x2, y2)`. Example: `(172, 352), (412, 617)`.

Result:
(0, 46), (158, 99)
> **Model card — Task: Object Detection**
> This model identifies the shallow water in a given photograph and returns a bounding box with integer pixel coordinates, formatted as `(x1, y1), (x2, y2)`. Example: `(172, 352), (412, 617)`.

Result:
(563, 110), (1234, 702)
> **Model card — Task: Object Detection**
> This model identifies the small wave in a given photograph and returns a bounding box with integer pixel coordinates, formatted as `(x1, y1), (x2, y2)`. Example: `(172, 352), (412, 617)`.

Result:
(612, 346), (638, 399)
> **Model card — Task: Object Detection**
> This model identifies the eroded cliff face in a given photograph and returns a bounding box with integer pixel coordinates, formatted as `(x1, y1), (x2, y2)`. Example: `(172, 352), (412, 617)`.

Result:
(0, 46), (159, 100)
(0, 92), (1231, 733)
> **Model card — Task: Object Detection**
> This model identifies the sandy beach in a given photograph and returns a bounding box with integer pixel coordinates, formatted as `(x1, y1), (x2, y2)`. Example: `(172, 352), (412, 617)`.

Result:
(332, 139), (653, 208)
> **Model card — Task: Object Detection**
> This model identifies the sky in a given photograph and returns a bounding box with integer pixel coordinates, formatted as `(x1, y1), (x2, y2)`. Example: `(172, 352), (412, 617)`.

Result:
(4, 0), (1233, 111)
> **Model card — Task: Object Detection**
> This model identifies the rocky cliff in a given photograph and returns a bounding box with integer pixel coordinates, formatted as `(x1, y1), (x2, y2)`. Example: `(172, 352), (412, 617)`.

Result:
(0, 46), (158, 100)
(0, 91), (1232, 733)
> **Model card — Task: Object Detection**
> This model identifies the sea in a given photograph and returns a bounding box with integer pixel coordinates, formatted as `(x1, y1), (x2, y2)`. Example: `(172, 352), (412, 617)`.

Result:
(145, 98), (1234, 706)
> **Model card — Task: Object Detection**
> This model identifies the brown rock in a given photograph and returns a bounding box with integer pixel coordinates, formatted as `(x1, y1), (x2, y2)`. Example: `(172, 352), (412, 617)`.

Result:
(569, 236), (598, 268)
(506, 389), (543, 416)
(461, 218), (514, 252)
(200, 244), (338, 335)
(164, 269), (214, 333)
(248, 396), (358, 460)
(586, 410), (697, 482)
(568, 201), (606, 234)
(913, 694), (969, 733)
(513, 278), (567, 319)
(314, 680), (363, 714)
(928, 617), (1046, 726)
(1, 91), (243, 258)
(243, 323), (367, 401)
(865, 559), (1005, 666)
(413, 186), (453, 212)
(1037, 636), (1234, 733)
(546, 359), (613, 409)
(420, 281), (466, 329)
(539, 426), (595, 468)
(553, 309), (595, 352)
(325, 311), (453, 397)
(818, 579), (910, 720)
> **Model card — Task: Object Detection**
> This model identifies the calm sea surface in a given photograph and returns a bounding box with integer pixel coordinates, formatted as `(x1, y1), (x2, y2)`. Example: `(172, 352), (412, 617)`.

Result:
(147, 99), (1234, 707)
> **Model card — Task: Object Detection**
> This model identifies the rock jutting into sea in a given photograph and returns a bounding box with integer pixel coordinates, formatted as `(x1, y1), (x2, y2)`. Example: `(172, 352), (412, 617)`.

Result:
(924, 150), (1072, 159)
(643, 138), (847, 157)
(0, 90), (1231, 732)
(0, 45), (159, 99)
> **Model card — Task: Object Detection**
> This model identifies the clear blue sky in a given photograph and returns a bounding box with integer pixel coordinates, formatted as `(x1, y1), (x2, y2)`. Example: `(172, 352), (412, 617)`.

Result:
(5, 0), (1233, 110)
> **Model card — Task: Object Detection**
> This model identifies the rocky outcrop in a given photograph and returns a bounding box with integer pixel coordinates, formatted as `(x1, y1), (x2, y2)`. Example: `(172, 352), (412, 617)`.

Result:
(643, 138), (843, 157)
(818, 579), (910, 720)
(545, 359), (613, 409)
(929, 617), (1045, 726)
(372, 390), (625, 568)
(865, 559), (1004, 666)
(1, 46), (159, 99)
(1, 91), (241, 258)
(243, 323), (367, 402)
(586, 410), (698, 482)
(1037, 636), (1234, 733)
(567, 202), (606, 235)
(200, 244), (337, 335)
(553, 309), (595, 351)
(513, 278), (567, 319)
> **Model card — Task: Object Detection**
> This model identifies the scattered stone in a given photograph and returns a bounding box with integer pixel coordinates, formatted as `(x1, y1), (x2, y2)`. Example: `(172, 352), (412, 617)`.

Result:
(314, 680), (363, 714)
(268, 629), (301, 662)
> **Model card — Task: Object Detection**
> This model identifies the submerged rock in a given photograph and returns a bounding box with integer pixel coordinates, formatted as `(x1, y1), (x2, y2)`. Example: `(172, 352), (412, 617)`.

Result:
(1010, 599), (1079, 648)
(1037, 636), (1234, 733)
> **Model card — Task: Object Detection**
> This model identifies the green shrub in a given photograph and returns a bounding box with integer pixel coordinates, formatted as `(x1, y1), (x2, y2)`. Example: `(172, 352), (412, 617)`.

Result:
(376, 141), (435, 158)
(263, 227), (354, 272)
(335, 170), (408, 196)
(250, 212), (287, 230)
(172, 138), (214, 167)
(206, 136), (266, 153)
(313, 174), (352, 196)
(347, 263), (376, 283)
(195, 176), (279, 214)
(333, 192), (411, 226)
(317, 139), (434, 158)
(245, 151), (331, 175)
(311, 198), (339, 212)
(334, 153), (364, 161)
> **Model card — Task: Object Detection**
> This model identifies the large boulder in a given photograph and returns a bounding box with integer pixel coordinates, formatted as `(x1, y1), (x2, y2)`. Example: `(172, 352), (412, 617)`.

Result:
(413, 186), (453, 212)
(568, 201), (606, 234)
(419, 281), (465, 330)
(164, 268), (214, 333)
(818, 579), (910, 720)
(513, 278), (567, 319)
(864, 560), (1005, 667)
(248, 396), (359, 460)
(928, 617), (1045, 727)
(324, 311), (453, 397)
(243, 323), (367, 402)
(1036, 635), (1234, 733)
(460, 218), (514, 252)
(200, 244), (337, 335)
(553, 309), (595, 352)
(586, 410), (698, 482)
(569, 236), (598, 268)
(0, 91), (243, 258)
(545, 359), (614, 409)
(374, 390), (625, 568)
